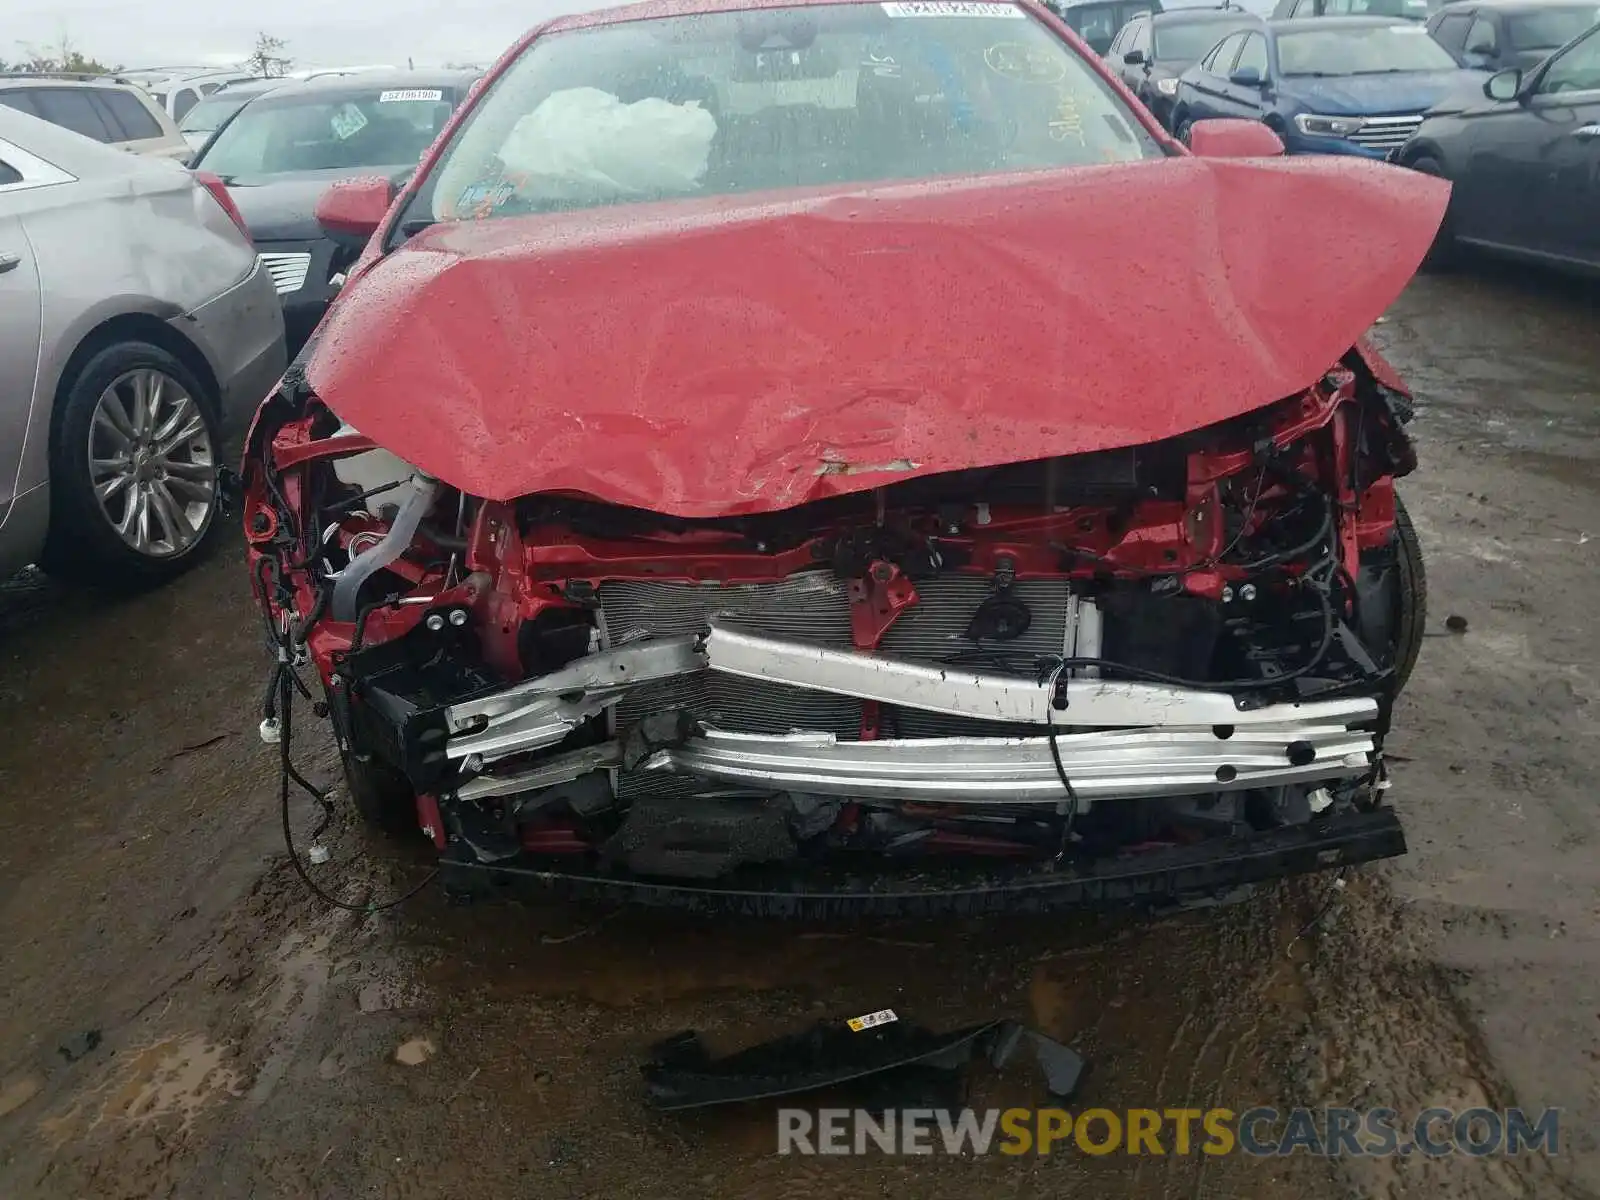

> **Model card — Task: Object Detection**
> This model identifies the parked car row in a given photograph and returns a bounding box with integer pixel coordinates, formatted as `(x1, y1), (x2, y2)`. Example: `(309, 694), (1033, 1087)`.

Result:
(0, 61), (492, 590)
(1098, 0), (1597, 271)
(1170, 18), (1480, 155)
(0, 107), (285, 586)
(1394, 17), (1600, 273)
(0, 76), (189, 159)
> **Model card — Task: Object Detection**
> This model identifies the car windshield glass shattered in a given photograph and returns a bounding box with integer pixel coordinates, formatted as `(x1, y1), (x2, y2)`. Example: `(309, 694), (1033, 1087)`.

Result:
(413, 1), (1160, 223)
(1507, 7), (1600, 51)
(194, 88), (459, 178)
(1154, 20), (1258, 62)
(1277, 23), (1460, 74)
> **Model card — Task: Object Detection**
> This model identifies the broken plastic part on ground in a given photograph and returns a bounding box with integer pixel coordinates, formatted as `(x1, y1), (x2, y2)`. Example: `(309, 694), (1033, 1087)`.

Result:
(641, 1015), (1086, 1111)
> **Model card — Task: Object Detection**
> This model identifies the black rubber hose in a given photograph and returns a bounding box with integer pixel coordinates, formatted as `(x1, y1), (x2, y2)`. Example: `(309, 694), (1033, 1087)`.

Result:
(276, 661), (437, 913)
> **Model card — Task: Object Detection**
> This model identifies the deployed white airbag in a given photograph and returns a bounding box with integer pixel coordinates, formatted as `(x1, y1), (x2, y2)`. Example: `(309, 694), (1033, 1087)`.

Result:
(498, 87), (716, 199)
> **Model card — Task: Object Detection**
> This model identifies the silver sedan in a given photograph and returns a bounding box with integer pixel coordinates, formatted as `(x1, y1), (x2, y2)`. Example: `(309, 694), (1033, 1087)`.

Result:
(0, 105), (286, 587)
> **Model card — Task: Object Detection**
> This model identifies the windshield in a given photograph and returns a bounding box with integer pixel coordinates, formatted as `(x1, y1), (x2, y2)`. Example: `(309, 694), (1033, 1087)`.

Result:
(180, 93), (253, 137)
(1508, 8), (1600, 51)
(1277, 23), (1459, 73)
(194, 87), (461, 178)
(1067, 3), (1154, 51)
(1154, 19), (1258, 62)
(408, 3), (1159, 226)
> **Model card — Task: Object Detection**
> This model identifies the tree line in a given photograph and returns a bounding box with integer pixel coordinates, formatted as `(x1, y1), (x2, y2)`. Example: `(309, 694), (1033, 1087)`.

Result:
(1, 32), (292, 78)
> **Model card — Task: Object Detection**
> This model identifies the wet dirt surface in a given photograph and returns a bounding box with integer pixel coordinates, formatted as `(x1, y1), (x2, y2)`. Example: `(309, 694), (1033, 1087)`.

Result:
(2, 260), (1598, 1199)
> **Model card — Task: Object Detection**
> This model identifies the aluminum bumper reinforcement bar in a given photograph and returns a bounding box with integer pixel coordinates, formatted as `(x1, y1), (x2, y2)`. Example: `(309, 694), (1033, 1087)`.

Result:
(638, 723), (1374, 805)
(441, 626), (1380, 773)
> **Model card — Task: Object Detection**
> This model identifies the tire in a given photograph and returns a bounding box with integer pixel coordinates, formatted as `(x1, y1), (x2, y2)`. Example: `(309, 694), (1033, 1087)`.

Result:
(1408, 156), (1457, 269)
(341, 746), (422, 839)
(1173, 113), (1193, 145)
(41, 340), (223, 590)
(1391, 493), (1427, 695)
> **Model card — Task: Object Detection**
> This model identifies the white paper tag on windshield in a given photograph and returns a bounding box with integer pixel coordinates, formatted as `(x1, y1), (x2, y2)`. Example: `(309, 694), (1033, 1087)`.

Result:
(379, 88), (444, 102)
(882, 1), (1024, 16)
(847, 1008), (899, 1032)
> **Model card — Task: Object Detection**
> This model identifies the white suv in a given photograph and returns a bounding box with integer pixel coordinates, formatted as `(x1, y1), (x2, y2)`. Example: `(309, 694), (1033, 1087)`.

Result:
(115, 69), (257, 122)
(0, 78), (189, 160)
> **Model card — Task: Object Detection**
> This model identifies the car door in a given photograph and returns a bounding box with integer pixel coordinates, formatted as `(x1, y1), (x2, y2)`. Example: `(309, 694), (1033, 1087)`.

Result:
(1463, 27), (1600, 262)
(1430, 9), (1476, 61)
(1121, 18), (1155, 88)
(1187, 32), (1249, 118)
(0, 138), (54, 540)
(1106, 21), (1132, 68)
(1224, 31), (1273, 116)
(1523, 30), (1600, 264)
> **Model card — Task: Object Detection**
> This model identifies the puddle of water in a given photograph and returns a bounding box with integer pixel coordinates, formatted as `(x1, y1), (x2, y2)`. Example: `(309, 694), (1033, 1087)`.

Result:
(37, 1034), (239, 1147)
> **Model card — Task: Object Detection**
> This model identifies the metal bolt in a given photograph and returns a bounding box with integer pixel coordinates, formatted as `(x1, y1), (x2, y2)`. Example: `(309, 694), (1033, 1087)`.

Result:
(1239, 583), (1258, 602)
(872, 562), (893, 582)
(425, 613), (446, 632)
(1221, 585), (1235, 603)
(448, 608), (468, 627)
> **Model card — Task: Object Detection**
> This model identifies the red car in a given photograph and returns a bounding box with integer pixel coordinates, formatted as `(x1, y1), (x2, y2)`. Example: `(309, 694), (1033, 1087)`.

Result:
(245, 0), (1444, 914)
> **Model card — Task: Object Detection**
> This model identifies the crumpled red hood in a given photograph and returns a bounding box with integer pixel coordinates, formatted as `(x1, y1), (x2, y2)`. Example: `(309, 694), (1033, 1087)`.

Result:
(305, 155), (1445, 516)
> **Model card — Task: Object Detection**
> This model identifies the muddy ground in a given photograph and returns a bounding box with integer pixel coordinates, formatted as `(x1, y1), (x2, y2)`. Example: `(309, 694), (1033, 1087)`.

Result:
(1, 260), (1597, 1200)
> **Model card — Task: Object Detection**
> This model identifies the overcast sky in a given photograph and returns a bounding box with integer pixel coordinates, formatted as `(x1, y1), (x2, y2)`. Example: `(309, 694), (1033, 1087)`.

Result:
(8, 0), (609, 71)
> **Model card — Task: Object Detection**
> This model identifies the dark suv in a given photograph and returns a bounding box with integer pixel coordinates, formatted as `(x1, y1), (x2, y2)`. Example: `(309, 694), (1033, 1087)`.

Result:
(1047, 0), (1166, 54)
(1108, 8), (1265, 128)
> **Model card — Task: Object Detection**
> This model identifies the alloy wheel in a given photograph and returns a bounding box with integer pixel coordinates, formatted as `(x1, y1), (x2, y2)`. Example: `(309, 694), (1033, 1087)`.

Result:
(87, 369), (216, 559)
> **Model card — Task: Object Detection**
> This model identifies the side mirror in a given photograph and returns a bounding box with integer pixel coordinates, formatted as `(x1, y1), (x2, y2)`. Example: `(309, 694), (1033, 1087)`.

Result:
(315, 176), (396, 249)
(1186, 117), (1285, 158)
(1228, 66), (1265, 88)
(1124, 49), (1148, 65)
(1483, 67), (1521, 100)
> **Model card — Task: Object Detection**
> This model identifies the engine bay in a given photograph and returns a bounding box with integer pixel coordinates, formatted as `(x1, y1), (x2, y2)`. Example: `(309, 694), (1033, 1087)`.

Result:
(244, 355), (1419, 903)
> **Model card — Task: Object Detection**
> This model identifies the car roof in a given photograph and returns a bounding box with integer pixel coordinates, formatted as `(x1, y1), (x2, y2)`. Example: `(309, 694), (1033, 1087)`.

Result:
(0, 77), (147, 92)
(1152, 7), (1262, 22)
(256, 69), (478, 99)
(207, 78), (286, 97)
(1436, 0), (1597, 10)
(1267, 13), (1417, 28)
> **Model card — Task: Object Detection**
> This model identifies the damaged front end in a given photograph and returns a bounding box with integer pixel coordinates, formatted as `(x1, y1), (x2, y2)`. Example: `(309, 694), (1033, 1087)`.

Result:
(245, 355), (1420, 915)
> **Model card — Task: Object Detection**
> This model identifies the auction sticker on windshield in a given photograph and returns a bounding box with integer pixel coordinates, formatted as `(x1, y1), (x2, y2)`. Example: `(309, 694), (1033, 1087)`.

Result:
(379, 89), (444, 102)
(882, 2), (1025, 17)
(330, 103), (368, 140)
